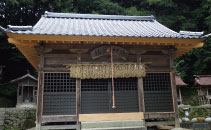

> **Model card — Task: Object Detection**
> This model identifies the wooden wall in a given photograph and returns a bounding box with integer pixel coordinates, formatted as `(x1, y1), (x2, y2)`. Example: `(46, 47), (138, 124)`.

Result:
(36, 43), (178, 127)
(42, 44), (171, 72)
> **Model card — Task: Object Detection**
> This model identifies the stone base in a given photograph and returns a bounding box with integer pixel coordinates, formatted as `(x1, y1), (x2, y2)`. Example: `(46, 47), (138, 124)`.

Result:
(16, 103), (36, 108)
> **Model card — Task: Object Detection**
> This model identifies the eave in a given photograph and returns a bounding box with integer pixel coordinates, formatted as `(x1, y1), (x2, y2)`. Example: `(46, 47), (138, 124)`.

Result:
(7, 33), (205, 70)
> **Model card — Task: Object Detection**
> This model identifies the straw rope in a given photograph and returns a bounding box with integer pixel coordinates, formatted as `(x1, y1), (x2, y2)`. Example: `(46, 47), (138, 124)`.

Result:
(68, 63), (146, 79)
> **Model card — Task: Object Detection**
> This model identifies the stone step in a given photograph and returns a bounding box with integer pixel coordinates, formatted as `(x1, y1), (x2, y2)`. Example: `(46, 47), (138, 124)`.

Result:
(82, 126), (147, 130)
(0, 126), (3, 130)
(81, 120), (145, 129)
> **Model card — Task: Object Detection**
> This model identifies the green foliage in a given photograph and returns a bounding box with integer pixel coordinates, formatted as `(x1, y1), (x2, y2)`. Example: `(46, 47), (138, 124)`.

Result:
(179, 105), (211, 119)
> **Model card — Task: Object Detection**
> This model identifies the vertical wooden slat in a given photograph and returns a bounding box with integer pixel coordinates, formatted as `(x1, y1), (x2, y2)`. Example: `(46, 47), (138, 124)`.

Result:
(36, 45), (44, 130)
(169, 47), (179, 127)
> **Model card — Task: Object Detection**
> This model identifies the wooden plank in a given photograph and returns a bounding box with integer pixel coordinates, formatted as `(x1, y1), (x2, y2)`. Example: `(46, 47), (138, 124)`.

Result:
(41, 125), (79, 129)
(44, 67), (69, 72)
(41, 115), (77, 123)
(79, 112), (144, 122)
(144, 113), (175, 119)
(145, 121), (175, 127)
(45, 54), (78, 58)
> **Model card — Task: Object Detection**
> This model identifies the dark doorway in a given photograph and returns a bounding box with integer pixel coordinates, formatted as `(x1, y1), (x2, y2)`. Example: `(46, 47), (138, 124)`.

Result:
(23, 86), (33, 102)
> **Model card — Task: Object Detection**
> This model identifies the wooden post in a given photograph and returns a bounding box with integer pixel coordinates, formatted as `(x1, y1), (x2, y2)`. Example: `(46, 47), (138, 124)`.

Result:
(36, 45), (44, 130)
(179, 87), (182, 104)
(22, 85), (24, 103)
(33, 85), (35, 103)
(138, 78), (145, 112)
(76, 54), (81, 130)
(169, 47), (180, 127)
(207, 88), (210, 104)
(17, 85), (19, 105)
(137, 55), (145, 112)
(76, 79), (81, 130)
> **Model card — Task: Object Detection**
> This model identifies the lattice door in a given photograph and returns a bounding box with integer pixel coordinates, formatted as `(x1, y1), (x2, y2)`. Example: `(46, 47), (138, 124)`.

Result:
(43, 73), (76, 115)
(143, 73), (174, 112)
(81, 78), (139, 114)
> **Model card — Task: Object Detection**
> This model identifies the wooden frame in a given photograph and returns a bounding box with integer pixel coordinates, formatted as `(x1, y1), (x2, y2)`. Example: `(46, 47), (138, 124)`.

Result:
(41, 115), (77, 123)
(41, 72), (77, 118)
(143, 72), (176, 114)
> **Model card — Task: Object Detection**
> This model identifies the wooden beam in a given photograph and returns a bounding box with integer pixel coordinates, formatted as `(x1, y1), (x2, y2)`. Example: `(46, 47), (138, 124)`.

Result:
(41, 125), (79, 130)
(144, 113), (175, 119)
(79, 112), (144, 122)
(41, 115), (77, 123)
(145, 121), (175, 127)
(7, 33), (205, 45)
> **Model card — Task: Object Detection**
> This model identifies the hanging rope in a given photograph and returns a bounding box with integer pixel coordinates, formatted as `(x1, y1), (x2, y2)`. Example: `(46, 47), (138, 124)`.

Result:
(110, 46), (116, 109)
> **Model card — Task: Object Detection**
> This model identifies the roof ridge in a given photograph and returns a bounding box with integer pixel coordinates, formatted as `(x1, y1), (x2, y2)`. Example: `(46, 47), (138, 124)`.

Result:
(44, 11), (155, 21)
(7, 25), (32, 31)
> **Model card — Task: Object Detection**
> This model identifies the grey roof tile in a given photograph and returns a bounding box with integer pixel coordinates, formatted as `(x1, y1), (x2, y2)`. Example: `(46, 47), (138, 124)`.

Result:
(3, 12), (210, 39)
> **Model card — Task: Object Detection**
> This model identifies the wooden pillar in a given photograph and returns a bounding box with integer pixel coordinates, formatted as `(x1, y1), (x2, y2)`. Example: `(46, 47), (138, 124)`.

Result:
(36, 45), (44, 130)
(138, 78), (145, 112)
(179, 87), (182, 104)
(76, 54), (81, 130)
(22, 85), (24, 103)
(76, 79), (81, 130)
(137, 55), (145, 112)
(17, 85), (19, 105)
(207, 88), (210, 104)
(169, 47), (180, 127)
(33, 85), (35, 103)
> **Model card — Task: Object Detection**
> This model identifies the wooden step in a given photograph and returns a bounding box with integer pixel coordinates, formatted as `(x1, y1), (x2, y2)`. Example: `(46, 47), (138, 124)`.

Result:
(82, 126), (147, 130)
(41, 124), (80, 130)
(81, 120), (145, 129)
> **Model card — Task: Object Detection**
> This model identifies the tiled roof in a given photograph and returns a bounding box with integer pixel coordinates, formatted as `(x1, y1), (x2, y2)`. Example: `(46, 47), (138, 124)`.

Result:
(175, 75), (187, 86)
(2, 11), (209, 39)
(194, 75), (211, 86)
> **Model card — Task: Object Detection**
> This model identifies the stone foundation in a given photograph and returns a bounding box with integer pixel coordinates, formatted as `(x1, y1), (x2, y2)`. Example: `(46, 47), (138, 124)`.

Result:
(2, 108), (36, 130)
